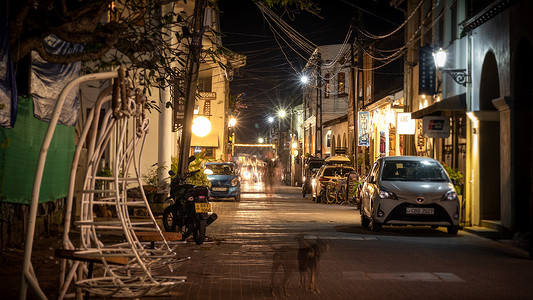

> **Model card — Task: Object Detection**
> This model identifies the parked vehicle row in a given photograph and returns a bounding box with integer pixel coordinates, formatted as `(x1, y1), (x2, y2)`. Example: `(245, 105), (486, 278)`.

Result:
(302, 156), (359, 205)
(302, 155), (460, 235)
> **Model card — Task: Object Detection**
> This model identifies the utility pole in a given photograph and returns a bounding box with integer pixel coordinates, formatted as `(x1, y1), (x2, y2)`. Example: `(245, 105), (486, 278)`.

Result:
(356, 10), (366, 173)
(316, 52), (323, 158)
(178, 0), (208, 175)
(350, 32), (358, 174)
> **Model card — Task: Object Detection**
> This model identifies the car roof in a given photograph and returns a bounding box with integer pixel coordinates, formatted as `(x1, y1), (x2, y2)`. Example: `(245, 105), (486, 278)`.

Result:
(380, 156), (440, 163)
(323, 165), (354, 169)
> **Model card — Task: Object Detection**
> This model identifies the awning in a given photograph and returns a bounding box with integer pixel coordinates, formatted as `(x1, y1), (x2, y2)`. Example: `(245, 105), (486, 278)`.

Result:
(191, 133), (219, 147)
(411, 93), (466, 119)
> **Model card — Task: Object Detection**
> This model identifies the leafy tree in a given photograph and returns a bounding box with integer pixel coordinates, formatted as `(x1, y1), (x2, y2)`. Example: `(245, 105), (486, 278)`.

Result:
(7, 0), (318, 98)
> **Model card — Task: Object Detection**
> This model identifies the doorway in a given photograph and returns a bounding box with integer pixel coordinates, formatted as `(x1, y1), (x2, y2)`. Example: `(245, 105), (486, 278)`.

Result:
(479, 51), (501, 220)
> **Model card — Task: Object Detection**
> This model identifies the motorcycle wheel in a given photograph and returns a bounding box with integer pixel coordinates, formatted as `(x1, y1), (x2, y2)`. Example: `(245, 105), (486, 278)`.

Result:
(326, 186), (336, 204)
(336, 186), (346, 204)
(193, 219), (207, 245)
(163, 204), (178, 232)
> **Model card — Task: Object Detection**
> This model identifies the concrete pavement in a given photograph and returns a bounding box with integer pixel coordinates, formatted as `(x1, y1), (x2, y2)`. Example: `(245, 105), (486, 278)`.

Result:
(164, 184), (533, 299)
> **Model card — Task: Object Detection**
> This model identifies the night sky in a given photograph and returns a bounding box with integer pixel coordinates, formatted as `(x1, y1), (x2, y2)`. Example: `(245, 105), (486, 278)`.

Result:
(218, 0), (404, 143)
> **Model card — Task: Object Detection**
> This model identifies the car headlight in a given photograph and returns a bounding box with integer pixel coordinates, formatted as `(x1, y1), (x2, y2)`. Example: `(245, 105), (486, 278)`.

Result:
(231, 178), (239, 187)
(443, 190), (458, 201)
(379, 188), (398, 200)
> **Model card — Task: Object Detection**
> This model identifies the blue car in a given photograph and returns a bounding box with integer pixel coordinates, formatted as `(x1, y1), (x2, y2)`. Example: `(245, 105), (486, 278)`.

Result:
(204, 162), (241, 201)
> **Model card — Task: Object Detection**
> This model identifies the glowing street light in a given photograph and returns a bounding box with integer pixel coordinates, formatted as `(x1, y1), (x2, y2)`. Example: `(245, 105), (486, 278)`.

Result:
(278, 109), (286, 118)
(432, 47), (470, 86)
(300, 75), (309, 84)
(228, 117), (237, 127)
(258, 137), (264, 143)
(268, 116), (274, 123)
(433, 48), (447, 69)
(192, 116), (211, 137)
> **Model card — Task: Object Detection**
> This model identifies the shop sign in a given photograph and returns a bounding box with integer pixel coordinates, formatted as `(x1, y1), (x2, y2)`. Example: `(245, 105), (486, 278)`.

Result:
(397, 113), (416, 135)
(173, 78), (186, 131)
(422, 116), (450, 138)
(416, 119), (426, 154)
(379, 131), (386, 155)
(199, 92), (216, 100)
(358, 111), (370, 146)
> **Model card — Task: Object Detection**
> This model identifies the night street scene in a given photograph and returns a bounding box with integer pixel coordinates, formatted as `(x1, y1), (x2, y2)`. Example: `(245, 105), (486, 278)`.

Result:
(2, 0), (533, 299)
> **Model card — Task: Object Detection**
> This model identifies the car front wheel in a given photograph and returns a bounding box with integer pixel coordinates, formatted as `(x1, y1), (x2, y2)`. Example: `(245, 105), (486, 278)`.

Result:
(369, 205), (382, 232)
(360, 206), (370, 228)
(447, 225), (459, 234)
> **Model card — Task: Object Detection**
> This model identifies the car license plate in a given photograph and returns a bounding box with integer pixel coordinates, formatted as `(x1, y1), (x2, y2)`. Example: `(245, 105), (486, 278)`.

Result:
(195, 202), (212, 213)
(212, 187), (228, 191)
(406, 207), (434, 215)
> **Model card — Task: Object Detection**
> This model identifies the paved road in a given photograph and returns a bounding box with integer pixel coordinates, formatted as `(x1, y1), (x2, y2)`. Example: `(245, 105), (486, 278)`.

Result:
(163, 184), (533, 300)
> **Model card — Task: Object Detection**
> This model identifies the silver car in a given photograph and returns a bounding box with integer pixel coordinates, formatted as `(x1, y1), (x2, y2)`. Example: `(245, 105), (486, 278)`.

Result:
(360, 156), (460, 234)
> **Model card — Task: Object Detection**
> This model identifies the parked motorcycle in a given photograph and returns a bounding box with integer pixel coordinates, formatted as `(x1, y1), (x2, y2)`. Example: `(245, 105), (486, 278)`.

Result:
(162, 156), (217, 245)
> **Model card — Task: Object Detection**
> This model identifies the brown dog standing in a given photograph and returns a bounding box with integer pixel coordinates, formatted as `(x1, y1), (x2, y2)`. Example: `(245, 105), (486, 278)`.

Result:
(270, 236), (329, 296)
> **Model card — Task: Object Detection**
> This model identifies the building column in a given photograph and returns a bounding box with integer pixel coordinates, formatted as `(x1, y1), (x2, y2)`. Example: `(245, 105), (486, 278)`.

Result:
(159, 88), (172, 183)
(492, 97), (512, 229)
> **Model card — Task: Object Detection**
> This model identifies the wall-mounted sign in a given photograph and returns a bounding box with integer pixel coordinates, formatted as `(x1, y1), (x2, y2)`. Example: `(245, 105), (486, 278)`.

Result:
(397, 112), (416, 135)
(419, 45), (436, 95)
(379, 131), (386, 155)
(203, 99), (211, 116)
(199, 92), (216, 100)
(422, 116), (450, 138)
(358, 111), (370, 146)
(173, 78), (186, 132)
(416, 119), (426, 154)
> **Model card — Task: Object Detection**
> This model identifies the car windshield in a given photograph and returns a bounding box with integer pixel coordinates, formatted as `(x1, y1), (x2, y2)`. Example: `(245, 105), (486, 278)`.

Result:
(381, 160), (448, 182)
(323, 167), (354, 177)
(205, 164), (234, 175)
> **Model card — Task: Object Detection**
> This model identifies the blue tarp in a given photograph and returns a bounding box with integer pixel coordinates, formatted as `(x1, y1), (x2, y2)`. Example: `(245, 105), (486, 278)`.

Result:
(31, 35), (83, 126)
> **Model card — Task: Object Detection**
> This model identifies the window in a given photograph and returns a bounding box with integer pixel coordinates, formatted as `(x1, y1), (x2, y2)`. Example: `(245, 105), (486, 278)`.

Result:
(451, 3), (457, 41)
(324, 73), (330, 98)
(338, 72), (345, 95)
(192, 147), (216, 158)
(198, 76), (212, 92)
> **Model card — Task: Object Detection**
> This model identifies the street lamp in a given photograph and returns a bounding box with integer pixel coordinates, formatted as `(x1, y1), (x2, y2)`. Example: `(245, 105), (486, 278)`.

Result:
(228, 117), (236, 160)
(432, 47), (470, 86)
(277, 109), (287, 158)
(228, 117), (236, 127)
(192, 116), (211, 137)
(300, 75), (309, 84)
(258, 137), (264, 144)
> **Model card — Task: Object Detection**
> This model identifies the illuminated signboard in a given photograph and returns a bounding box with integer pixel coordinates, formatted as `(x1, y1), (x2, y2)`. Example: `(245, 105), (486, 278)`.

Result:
(358, 111), (370, 146)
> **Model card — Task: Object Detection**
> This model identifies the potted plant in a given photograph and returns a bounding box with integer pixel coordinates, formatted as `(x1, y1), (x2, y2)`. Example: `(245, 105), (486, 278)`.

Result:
(142, 164), (168, 203)
(442, 163), (464, 196)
